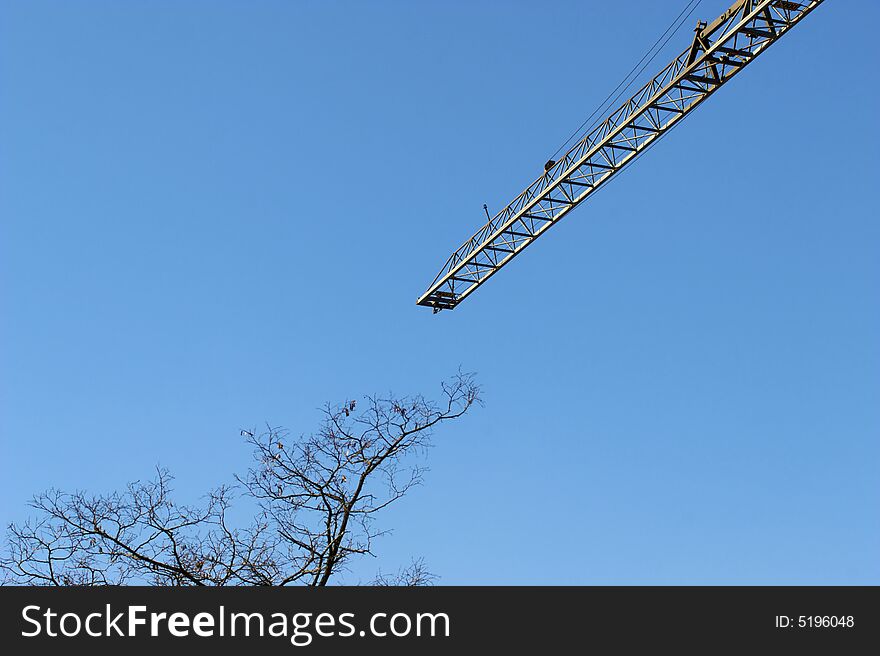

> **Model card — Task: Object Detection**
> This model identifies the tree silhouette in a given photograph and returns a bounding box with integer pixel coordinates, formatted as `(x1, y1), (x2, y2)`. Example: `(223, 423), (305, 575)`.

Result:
(1, 373), (479, 586)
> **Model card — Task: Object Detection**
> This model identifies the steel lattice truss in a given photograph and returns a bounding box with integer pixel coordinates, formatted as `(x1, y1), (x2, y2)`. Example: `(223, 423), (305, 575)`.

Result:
(417, 0), (825, 312)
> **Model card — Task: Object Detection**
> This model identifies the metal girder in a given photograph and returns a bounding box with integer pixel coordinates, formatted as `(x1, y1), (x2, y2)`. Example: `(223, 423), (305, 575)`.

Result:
(416, 0), (826, 312)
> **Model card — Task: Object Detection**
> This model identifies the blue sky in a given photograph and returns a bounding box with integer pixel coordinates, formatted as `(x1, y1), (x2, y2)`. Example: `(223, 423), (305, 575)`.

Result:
(1, 0), (877, 584)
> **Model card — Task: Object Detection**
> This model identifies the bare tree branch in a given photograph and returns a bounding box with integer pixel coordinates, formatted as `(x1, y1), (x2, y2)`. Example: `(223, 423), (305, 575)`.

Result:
(371, 558), (438, 587)
(1, 373), (480, 586)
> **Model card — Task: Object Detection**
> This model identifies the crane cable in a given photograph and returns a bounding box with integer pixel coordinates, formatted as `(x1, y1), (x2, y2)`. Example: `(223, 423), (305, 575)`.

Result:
(549, 0), (705, 162)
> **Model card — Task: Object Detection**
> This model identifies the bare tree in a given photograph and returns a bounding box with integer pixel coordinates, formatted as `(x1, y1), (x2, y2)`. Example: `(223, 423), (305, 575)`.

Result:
(1, 373), (479, 586)
(371, 558), (438, 586)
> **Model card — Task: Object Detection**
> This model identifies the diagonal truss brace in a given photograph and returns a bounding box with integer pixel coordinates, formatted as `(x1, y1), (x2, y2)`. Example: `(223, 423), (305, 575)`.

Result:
(417, 0), (825, 312)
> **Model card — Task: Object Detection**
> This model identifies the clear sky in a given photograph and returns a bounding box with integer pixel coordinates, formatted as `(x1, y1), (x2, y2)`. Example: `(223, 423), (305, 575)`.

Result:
(1, 0), (877, 585)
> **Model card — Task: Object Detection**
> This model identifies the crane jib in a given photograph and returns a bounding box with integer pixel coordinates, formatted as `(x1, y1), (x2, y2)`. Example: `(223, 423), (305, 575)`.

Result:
(416, 0), (826, 312)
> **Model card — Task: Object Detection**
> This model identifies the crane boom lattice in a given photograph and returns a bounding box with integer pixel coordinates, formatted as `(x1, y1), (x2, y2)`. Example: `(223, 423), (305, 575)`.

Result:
(417, 0), (825, 312)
